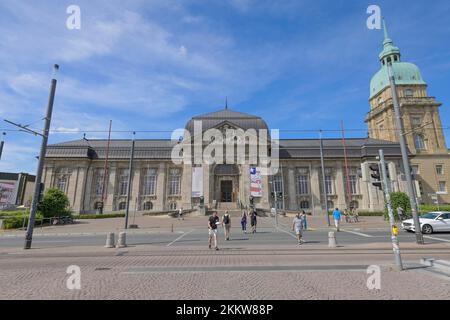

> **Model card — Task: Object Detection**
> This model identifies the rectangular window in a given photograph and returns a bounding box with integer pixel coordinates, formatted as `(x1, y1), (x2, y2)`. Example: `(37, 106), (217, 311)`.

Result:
(411, 116), (422, 127)
(325, 175), (334, 195)
(436, 165), (444, 176)
(56, 177), (67, 193)
(169, 169), (181, 196)
(439, 181), (447, 194)
(95, 170), (105, 196)
(118, 169), (129, 196)
(273, 175), (283, 194)
(142, 169), (157, 195)
(349, 175), (358, 195)
(405, 89), (413, 97)
(297, 175), (309, 195)
(411, 165), (420, 175)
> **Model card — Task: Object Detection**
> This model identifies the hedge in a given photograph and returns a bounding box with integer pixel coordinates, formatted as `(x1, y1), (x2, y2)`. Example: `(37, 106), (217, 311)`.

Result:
(73, 213), (125, 220)
(419, 205), (450, 213)
(0, 213), (43, 230)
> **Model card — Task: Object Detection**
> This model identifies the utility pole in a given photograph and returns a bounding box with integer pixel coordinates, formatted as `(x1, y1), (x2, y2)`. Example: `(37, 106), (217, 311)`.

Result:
(0, 132), (5, 160)
(379, 149), (403, 270)
(387, 62), (424, 245)
(24, 64), (59, 250)
(319, 130), (331, 226)
(124, 132), (136, 229)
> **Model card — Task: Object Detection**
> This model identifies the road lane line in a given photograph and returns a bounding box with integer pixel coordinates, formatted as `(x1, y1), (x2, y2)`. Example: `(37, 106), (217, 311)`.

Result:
(166, 229), (194, 247)
(424, 235), (450, 243)
(341, 230), (374, 238)
(276, 227), (297, 239)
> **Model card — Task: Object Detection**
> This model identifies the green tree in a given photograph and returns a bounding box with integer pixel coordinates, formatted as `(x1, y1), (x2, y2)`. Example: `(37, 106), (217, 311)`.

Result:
(37, 188), (71, 218)
(385, 192), (411, 221)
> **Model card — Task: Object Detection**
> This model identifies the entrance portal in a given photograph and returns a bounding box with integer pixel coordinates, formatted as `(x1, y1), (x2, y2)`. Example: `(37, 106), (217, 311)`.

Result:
(220, 180), (233, 202)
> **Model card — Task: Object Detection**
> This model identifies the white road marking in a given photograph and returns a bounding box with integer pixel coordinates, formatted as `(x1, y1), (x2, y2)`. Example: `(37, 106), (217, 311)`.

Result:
(166, 229), (194, 247)
(341, 230), (374, 238)
(276, 227), (297, 239)
(424, 235), (450, 243)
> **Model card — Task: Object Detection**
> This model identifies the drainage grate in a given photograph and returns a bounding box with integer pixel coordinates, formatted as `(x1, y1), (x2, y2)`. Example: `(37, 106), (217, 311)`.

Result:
(95, 267), (112, 271)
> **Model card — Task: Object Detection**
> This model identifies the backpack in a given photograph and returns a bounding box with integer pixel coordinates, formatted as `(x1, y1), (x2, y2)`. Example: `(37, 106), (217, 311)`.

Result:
(224, 215), (230, 224)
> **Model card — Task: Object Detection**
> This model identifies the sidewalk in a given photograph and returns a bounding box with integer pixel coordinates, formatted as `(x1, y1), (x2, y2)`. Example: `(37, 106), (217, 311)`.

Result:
(0, 214), (391, 237)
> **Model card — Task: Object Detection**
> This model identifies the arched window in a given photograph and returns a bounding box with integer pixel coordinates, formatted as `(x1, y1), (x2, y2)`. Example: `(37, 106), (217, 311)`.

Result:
(300, 201), (310, 210)
(169, 202), (177, 210)
(350, 201), (359, 210)
(118, 202), (127, 210)
(94, 202), (103, 210)
(414, 134), (426, 151)
(143, 201), (153, 211)
(327, 201), (334, 210)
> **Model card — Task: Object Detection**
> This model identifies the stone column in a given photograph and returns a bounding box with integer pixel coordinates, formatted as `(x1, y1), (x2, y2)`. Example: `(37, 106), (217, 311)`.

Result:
(260, 173), (270, 210)
(288, 166), (297, 211)
(181, 164), (192, 210)
(335, 163), (347, 209)
(240, 164), (250, 208)
(130, 163), (141, 212)
(83, 166), (94, 213)
(203, 164), (211, 207)
(310, 164), (322, 215)
(156, 162), (166, 211)
(66, 167), (79, 209)
(73, 165), (87, 214)
(105, 164), (117, 213)
(43, 165), (54, 190)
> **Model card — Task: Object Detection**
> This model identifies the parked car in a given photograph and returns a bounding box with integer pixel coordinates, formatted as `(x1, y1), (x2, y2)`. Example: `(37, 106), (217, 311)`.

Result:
(402, 212), (450, 234)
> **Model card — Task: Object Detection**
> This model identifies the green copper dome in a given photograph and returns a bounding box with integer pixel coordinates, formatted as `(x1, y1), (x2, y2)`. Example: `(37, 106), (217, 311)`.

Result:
(370, 20), (426, 99)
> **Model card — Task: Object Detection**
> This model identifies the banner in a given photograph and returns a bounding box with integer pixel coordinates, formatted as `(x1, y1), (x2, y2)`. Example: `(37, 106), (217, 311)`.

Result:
(191, 166), (203, 198)
(250, 167), (262, 197)
(0, 182), (18, 205)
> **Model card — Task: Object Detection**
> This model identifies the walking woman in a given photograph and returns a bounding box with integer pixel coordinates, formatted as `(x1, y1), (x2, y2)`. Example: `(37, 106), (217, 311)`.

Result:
(241, 210), (248, 234)
(250, 210), (258, 234)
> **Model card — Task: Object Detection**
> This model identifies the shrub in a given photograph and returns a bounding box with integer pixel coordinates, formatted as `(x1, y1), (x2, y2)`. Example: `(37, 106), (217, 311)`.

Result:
(37, 188), (71, 218)
(419, 204), (450, 213)
(385, 192), (411, 221)
(357, 211), (384, 217)
(1, 213), (43, 230)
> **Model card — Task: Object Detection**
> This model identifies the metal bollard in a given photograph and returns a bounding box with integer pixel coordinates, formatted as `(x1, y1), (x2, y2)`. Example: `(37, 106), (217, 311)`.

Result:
(105, 232), (115, 248)
(116, 232), (127, 248)
(328, 231), (338, 248)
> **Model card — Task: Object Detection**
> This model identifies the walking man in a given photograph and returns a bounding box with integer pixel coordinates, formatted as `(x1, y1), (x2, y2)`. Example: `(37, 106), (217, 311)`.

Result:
(397, 207), (405, 221)
(292, 212), (304, 245)
(208, 211), (220, 250)
(250, 210), (258, 234)
(241, 210), (247, 234)
(178, 207), (183, 220)
(222, 211), (231, 241)
(333, 208), (342, 232)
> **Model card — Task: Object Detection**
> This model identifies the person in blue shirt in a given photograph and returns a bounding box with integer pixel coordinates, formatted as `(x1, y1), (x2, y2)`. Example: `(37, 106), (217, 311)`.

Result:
(332, 208), (342, 232)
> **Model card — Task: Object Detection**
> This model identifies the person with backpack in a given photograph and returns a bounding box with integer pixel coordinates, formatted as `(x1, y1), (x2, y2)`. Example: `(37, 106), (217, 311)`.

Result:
(301, 210), (308, 230)
(208, 211), (220, 250)
(222, 211), (231, 241)
(241, 210), (248, 234)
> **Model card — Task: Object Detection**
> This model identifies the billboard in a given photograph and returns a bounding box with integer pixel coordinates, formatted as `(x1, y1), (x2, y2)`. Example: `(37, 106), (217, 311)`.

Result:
(250, 167), (262, 198)
(0, 181), (18, 205)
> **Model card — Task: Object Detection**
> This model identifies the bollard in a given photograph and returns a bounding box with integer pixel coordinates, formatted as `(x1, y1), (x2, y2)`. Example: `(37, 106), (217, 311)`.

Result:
(105, 232), (115, 248)
(171, 223), (174, 233)
(116, 232), (127, 248)
(328, 231), (338, 248)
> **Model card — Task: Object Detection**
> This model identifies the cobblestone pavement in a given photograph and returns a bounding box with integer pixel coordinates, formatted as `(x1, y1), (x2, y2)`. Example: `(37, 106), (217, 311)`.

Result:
(1, 244), (450, 300)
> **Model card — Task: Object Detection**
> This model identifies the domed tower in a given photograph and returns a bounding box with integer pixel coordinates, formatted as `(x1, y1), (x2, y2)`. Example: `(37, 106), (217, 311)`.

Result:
(366, 20), (447, 155)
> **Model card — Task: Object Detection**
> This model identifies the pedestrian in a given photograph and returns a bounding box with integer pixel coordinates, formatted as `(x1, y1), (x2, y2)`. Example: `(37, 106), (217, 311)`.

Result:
(241, 210), (247, 234)
(250, 210), (258, 234)
(333, 208), (342, 232)
(222, 211), (231, 241)
(292, 212), (304, 245)
(397, 207), (405, 221)
(353, 207), (359, 223)
(178, 207), (183, 220)
(208, 211), (220, 250)
(344, 209), (349, 223)
(301, 210), (308, 230)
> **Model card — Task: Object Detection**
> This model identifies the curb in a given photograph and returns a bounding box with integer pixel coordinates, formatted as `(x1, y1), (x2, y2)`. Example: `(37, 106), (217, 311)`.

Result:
(421, 258), (450, 274)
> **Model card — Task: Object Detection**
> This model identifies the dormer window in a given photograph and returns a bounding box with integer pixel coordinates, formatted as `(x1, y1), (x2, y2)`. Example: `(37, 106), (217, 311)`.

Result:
(377, 97), (383, 105)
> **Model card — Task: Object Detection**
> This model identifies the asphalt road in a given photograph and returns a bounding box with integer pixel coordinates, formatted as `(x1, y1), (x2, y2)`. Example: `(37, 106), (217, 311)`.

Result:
(1, 221), (450, 249)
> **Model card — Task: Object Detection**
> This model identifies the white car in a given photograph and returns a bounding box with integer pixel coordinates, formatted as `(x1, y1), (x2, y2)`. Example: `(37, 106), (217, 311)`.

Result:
(402, 212), (450, 234)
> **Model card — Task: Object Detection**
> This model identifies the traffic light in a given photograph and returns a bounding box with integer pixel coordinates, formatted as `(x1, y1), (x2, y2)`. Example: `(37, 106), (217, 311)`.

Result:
(370, 164), (383, 190)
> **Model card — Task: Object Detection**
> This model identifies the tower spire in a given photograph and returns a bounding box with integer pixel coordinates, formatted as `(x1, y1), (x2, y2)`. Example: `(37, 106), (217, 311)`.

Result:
(383, 18), (393, 46)
(225, 96), (228, 110)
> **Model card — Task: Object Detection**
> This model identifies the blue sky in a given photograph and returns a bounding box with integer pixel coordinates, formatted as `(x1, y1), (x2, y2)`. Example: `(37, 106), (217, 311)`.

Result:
(0, 0), (449, 173)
